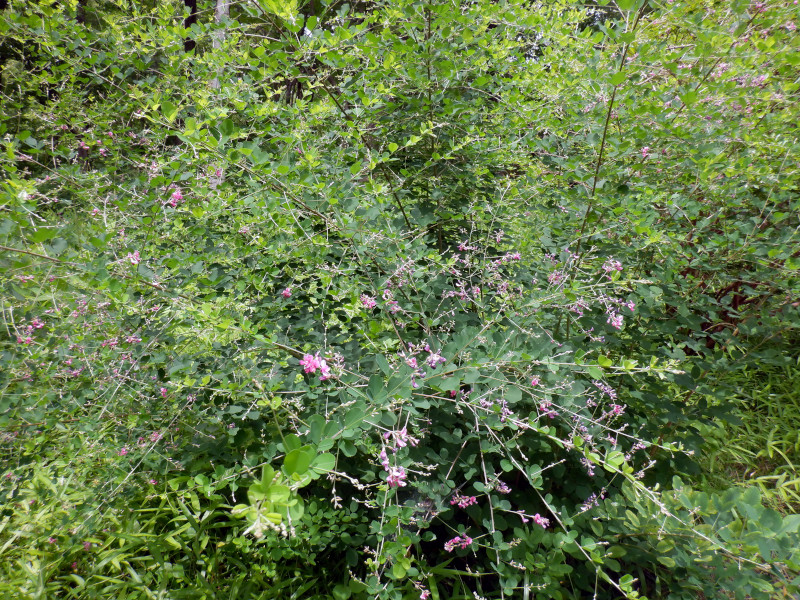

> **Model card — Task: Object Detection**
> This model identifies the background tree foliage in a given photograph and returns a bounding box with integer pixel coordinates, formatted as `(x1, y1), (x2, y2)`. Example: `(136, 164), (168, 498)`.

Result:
(1, 0), (799, 598)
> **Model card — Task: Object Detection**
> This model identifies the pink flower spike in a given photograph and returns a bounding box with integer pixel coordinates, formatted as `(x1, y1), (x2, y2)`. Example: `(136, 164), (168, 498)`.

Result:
(299, 353), (320, 374)
(318, 359), (331, 381)
(386, 466), (407, 488)
(426, 352), (446, 369)
(533, 513), (550, 528)
(160, 387), (167, 398)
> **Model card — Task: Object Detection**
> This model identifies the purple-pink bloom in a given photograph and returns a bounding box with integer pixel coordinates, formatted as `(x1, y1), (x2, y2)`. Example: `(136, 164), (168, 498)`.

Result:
(127, 251), (140, 265)
(299, 353), (320, 374)
(444, 535), (473, 552)
(450, 493), (478, 509)
(281, 287), (292, 298)
(426, 352), (446, 369)
(386, 466), (407, 488)
(318, 358), (331, 381)
(532, 513), (550, 528)
(360, 294), (377, 309)
(379, 448), (390, 470)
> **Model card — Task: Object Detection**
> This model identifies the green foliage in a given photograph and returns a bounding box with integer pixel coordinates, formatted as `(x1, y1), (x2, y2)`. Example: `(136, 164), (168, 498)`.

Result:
(697, 361), (800, 512)
(2, 0), (799, 598)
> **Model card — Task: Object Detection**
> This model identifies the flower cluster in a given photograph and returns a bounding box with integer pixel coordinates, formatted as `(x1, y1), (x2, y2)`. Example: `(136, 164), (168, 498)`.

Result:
(607, 311), (623, 330)
(426, 352), (446, 369)
(299, 352), (331, 380)
(360, 294), (377, 309)
(383, 427), (418, 451)
(385, 466), (407, 488)
(444, 535), (473, 552)
(450, 493), (478, 509)
(602, 258), (623, 273)
(168, 188), (183, 208)
(532, 513), (550, 528)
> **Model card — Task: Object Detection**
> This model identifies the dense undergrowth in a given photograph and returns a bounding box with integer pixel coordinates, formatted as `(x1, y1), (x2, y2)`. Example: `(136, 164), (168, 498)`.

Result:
(2, 0), (800, 598)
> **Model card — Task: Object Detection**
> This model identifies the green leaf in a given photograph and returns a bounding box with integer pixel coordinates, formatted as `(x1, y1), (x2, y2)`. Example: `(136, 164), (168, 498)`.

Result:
(344, 406), (366, 429)
(283, 446), (315, 477)
(610, 72), (626, 86)
(587, 366), (604, 380)
(31, 227), (57, 243)
(219, 118), (237, 137)
(310, 453), (335, 477)
(657, 556), (676, 568)
(161, 101), (178, 123)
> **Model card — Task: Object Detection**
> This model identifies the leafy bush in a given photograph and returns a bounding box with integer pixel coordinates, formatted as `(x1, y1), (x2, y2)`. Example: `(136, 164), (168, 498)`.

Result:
(2, 0), (799, 598)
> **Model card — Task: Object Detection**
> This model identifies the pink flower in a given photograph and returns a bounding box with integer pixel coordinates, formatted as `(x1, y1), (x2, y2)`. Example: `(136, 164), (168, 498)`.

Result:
(531, 376), (540, 386)
(420, 590), (431, 600)
(318, 358), (331, 381)
(281, 287), (292, 298)
(384, 427), (418, 450)
(118, 447), (128, 456)
(641, 146), (650, 159)
(160, 387), (167, 398)
(450, 493), (478, 509)
(127, 251), (140, 265)
(379, 448), (390, 470)
(533, 513), (550, 528)
(426, 352), (446, 369)
(361, 294), (377, 309)
(299, 353), (320, 374)
(386, 466), (407, 488)
(607, 312), (623, 330)
(444, 535), (472, 552)
(299, 352), (332, 380)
